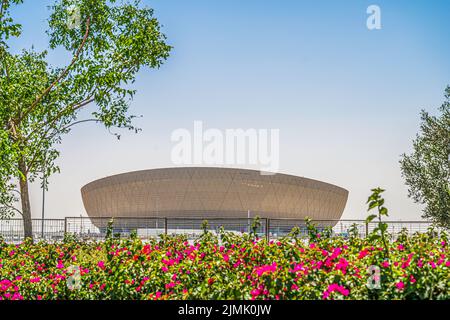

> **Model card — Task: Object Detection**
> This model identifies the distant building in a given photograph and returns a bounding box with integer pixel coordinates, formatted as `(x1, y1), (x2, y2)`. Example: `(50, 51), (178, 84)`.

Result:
(81, 167), (348, 225)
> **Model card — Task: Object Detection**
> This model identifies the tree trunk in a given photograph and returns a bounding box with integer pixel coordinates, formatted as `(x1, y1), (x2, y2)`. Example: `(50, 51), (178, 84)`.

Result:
(18, 159), (33, 241)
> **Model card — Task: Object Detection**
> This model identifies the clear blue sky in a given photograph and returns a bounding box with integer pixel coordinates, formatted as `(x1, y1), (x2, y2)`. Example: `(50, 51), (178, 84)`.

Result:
(8, 0), (450, 220)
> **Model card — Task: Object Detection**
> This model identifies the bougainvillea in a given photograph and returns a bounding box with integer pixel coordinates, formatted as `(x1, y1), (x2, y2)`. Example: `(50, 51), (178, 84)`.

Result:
(0, 224), (448, 300)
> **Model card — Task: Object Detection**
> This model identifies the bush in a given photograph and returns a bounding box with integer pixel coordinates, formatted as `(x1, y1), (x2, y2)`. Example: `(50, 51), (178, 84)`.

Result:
(0, 226), (448, 300)
(0, 189), (448, 300)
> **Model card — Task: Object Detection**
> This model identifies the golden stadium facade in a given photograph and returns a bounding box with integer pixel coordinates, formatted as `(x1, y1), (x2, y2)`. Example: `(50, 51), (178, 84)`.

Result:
(81, 167), (348, 221)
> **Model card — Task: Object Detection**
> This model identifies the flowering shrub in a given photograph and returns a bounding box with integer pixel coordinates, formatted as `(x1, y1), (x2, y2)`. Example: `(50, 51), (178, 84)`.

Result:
(0, 187), (448, 300)
(0, 225), (448, 300)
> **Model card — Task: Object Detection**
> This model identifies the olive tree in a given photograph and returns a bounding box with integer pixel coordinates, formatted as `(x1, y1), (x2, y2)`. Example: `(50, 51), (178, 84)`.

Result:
(400, 86), (450, 228)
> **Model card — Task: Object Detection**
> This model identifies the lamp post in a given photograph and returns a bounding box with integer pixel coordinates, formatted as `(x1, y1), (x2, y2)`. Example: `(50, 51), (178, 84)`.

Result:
(41, 159), (46, 239)
(41, 181), (45, 239)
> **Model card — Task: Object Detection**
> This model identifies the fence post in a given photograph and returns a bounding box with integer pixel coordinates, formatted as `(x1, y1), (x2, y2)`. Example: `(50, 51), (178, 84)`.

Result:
(266, 218), (270, 242)
(365, 221), (369, 237)
(164, 217), (168, 235)
(64, 217), (68, 235)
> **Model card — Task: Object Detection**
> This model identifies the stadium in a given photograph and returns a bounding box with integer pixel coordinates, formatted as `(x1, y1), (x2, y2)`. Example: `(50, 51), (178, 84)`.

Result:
(81, 167), (348, 229)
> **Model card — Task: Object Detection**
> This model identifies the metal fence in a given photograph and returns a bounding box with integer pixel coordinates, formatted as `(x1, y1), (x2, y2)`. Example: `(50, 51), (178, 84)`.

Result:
(0, 217), (439, 243)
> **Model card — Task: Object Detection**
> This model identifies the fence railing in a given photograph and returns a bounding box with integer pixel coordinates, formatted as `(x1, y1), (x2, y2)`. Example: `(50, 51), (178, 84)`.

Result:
(0, 217), (438, 243)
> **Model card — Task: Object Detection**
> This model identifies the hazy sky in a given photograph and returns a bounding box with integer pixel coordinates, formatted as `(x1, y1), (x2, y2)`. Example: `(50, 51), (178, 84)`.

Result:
(7, 0), (450, 220)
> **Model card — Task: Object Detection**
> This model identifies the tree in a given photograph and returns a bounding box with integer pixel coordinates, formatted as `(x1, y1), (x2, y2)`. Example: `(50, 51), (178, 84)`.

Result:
(400, 86), (450, 228)
(0, 0), (171, 239)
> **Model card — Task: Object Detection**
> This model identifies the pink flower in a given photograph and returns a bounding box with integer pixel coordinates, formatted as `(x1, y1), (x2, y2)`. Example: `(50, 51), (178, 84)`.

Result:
(254, 262), (277, 276)
(331, 247), (342, 259)
(165, 282), (176, 289)
(30, 277), (40, 283)
(97, 261), (105, 270)
(335, 258), (349, 274)
(223, 254), (230, 262)
(410, 275), (416, 283)
(322, 283), (350, 299)
(250, 289), (260, 297)
(358, 249), (369, 259)
(56, 260), (64, 269)
(381, 261), (390, 268)
(14, 293), (23, 300)
(161, 258), (175, 266)
(395, 281), (405, 290)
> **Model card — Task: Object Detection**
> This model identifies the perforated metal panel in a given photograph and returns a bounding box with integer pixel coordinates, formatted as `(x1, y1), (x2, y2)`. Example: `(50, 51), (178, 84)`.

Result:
(81, 167), (349, 224)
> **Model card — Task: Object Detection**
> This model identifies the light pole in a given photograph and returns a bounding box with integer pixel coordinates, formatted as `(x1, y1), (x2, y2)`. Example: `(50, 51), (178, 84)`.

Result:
(41, 160), (46, 239)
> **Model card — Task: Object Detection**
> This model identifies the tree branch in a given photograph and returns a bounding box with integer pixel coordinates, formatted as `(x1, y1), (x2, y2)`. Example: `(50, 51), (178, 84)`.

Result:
(0, 204), (23, 217)
(60, 118), (100, 131)
(18, 16), (91, 124)
(26, 113), (98, 173)
(25, 95), (95, 141)
(24, 63), (140, 173)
